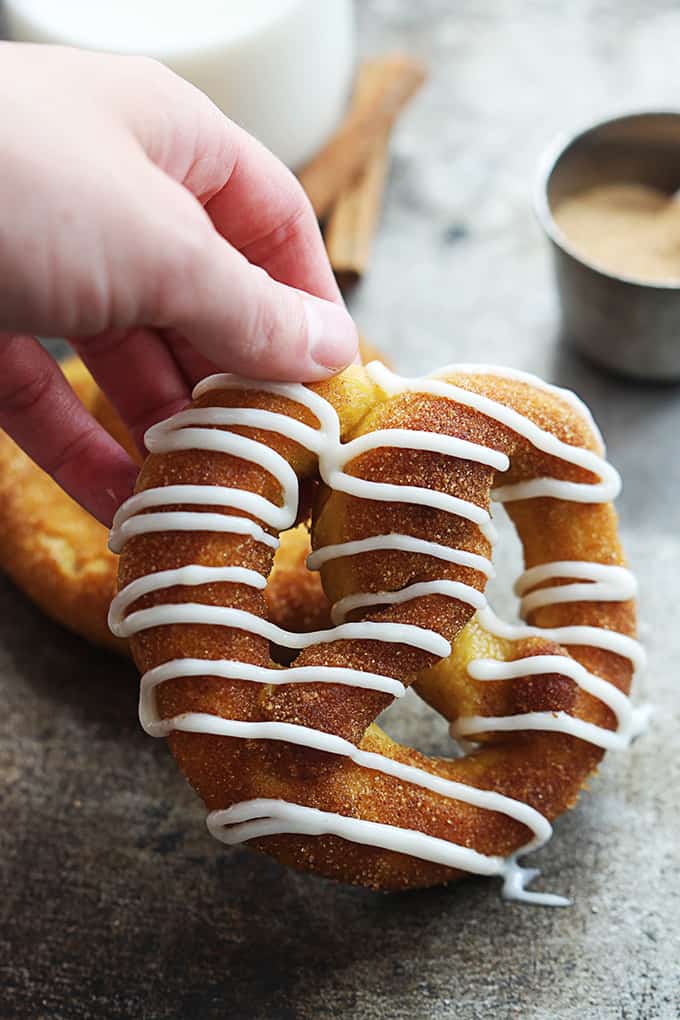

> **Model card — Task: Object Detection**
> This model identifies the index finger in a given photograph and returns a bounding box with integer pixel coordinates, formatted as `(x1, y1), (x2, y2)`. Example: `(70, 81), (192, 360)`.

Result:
(0, 336), (138, 526)
(192, 116), (342, 303)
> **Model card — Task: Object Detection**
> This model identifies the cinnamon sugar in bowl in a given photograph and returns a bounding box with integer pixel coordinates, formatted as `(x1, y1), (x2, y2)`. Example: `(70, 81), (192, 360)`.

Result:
(535, 112), (680, 381)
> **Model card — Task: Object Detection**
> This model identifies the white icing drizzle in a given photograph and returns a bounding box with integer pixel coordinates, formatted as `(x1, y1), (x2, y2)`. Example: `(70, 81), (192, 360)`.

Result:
(206, 800), (568, 906)
(515, 561), (637, 616)
(137, 683), (564, 903)
(367, 361), (621, 504)
(110, 510), (279, 554)
(307, 534), (494, 577)
(452, 707), (651, 751)
(110, 602), (451, 658)
(109, 361), (646, 906)
(208, 799), (507, 873)
(431, 363), (607, 450)
(476, 605), (647, 676)
(139, 660), (408, 731)
(449, 560), (649, 750)
(111, 482), (293, 537)
(138, 710), (550, 845)
(330, 579), (487, 626)
(454, 654), (648, 751)
(109, 565), (267, 632)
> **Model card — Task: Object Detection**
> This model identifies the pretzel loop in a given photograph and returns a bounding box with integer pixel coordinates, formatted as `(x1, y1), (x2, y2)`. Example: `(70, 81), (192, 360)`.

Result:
(109, 362), (646, 901)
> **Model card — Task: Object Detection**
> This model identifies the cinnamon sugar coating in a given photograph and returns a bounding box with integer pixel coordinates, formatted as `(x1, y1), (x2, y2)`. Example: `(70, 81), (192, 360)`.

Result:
(118, 364), (636, 891)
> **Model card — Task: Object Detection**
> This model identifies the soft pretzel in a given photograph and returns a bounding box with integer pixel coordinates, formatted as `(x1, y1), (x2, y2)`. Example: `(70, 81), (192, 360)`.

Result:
(109, 361), (647, 900)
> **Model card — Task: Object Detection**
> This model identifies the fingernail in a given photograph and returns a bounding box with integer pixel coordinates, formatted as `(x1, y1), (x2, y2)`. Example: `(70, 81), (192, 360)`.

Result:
(305, 296), (359, 372)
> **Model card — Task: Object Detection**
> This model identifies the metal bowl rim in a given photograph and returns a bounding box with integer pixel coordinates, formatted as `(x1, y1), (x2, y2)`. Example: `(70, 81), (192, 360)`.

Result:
(533, 109), (680, 291)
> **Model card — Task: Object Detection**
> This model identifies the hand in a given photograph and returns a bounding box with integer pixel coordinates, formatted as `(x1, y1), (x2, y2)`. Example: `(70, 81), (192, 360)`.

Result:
(0, 43), (358, 525)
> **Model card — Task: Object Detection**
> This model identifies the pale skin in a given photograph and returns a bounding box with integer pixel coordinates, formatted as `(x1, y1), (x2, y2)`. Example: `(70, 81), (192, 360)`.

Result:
(0, 43), (358, 526)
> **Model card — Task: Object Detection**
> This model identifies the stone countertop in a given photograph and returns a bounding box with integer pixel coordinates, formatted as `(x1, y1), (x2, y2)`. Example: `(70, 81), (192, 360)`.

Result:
(1, 2), (679, 1018)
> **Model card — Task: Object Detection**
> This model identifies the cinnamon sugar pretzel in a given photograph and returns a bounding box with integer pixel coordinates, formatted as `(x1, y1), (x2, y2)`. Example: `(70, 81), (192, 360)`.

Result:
(109, 361), (647, 900)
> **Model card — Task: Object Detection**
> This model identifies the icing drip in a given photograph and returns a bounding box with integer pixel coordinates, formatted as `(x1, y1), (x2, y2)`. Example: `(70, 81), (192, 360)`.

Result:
(109, 361), (646, 905)
(206, 800), (569, 907)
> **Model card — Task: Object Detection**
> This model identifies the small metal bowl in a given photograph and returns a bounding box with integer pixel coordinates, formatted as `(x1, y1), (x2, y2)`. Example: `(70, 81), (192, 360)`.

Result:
(535, 111), (680, 381)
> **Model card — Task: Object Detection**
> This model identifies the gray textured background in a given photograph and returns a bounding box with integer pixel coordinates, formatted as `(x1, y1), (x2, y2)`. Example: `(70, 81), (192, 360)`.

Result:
(1, 2), (679, 1018)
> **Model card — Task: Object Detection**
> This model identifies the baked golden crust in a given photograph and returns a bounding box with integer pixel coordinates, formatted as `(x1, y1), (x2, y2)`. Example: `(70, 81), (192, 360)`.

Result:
(117, 364), (636, 891)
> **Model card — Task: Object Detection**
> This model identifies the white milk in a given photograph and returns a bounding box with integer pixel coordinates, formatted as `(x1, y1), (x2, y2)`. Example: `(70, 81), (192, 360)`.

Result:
(4, 0), (355, 168)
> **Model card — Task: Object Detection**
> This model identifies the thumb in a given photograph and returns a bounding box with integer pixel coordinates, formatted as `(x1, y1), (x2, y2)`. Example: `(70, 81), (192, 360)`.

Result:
(152, 186), (358, 383)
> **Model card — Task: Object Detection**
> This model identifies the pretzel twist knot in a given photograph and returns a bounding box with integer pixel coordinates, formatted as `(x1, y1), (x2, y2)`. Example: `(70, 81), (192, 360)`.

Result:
(109, 362), (647, 901)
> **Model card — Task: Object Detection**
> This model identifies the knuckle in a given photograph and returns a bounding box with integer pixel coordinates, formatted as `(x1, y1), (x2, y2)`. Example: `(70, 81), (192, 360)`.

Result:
(240, 200), (311, 266)
(47, 425), (100, 480)
(57, 272), (111, 335)
(0, 365), (52, 416)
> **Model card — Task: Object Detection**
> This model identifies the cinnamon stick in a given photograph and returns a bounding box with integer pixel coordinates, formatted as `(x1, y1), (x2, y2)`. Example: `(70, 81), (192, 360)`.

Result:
(324, 61), (395, 283)
(298, 53), (426, 221)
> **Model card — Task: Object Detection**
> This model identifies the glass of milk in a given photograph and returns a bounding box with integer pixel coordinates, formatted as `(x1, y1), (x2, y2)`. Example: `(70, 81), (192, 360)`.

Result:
(4, 0), (355, 169)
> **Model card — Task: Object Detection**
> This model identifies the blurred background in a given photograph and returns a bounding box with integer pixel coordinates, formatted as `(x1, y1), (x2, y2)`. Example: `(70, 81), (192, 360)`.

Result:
(5, 1), (680, 374)
(1, 4), (678, 1019)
